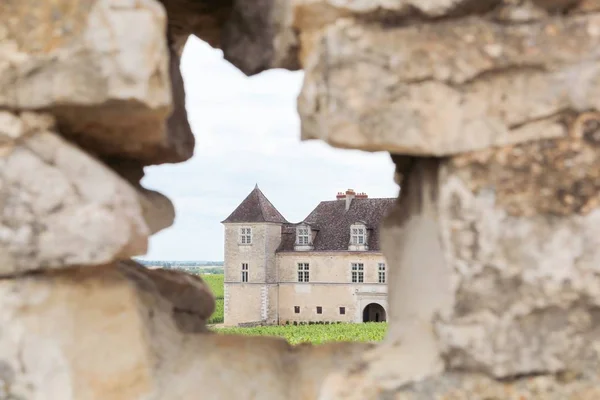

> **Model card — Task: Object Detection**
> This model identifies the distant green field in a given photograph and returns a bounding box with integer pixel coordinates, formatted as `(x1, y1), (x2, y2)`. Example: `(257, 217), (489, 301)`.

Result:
(215, 323), (387, 345)
(201, 274), (224, 324)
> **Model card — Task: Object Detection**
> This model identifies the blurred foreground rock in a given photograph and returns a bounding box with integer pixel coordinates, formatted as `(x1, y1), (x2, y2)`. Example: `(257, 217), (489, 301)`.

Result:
(0, 111), (151, 274)
(3, 0), (600, 399)
(0, 0), (194, 165)
(318, 118), (600, 397)
(0, 260), (371, 399)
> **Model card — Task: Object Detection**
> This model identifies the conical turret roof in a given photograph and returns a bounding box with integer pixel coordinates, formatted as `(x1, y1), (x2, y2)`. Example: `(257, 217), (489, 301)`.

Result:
(222, 185), (287, 224)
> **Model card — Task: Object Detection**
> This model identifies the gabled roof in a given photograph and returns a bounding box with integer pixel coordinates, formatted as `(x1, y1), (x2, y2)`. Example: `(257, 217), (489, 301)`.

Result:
(277, 198), (395, 252)
(222, 185), (288, 224)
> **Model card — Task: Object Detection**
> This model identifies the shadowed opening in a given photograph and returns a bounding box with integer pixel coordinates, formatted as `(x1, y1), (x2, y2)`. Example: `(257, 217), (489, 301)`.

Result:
(363, 303), (386, 323)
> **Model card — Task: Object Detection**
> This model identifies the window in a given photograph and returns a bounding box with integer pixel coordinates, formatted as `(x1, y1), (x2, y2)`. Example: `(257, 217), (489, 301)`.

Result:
(294, 306), (300, 314)
(378, 263), (386, 283)
(241, 263), (248, 282)
(316, 306), (322, 314)
(351, 263), (364, 283)
(297, 263), (310, 282)
(240, 227), (252, 244)
(297, 227), (310, 245)
(351, 227), (366, 245)
(339, 307), (346, 315)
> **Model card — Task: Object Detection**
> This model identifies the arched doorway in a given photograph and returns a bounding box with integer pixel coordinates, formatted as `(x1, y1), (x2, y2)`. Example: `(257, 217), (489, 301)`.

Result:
(362, 303), (386, 322)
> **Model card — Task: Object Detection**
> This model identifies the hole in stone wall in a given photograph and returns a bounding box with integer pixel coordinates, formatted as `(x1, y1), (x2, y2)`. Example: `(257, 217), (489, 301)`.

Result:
(138, 36), (396, 343)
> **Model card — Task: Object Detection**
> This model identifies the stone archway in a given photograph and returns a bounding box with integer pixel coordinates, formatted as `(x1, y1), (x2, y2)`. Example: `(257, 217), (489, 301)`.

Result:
(362, 303), (386, 323)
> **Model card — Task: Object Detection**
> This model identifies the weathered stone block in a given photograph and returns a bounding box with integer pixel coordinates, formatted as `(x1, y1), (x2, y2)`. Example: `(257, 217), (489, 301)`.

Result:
(0, 111), (161, 274)
(0, 262), (212, 399)
(160, 0), (232, 52)
(104, 158), (176, 235)
(436, 112), (600, 378)
(221, 0), (300, 75)
(0, 261), (369, 400)
(317, 124), (600, 396)
(0, 0), (194, 165)
(392, 371), (600, 400)
(297, 3), (600, 155)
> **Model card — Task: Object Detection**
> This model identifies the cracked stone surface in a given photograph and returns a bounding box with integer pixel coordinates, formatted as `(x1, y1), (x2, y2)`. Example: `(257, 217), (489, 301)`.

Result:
(0, 111), (158, 274)
(0, 0), (194, 165)
(297, 2), (600, 155)
(0, 261), (370, 400)
(318, 142), (600, 397)
(435, 112), (600, 378)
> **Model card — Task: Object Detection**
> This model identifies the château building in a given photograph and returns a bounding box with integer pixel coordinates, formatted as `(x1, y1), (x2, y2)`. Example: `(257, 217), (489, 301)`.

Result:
(222, 186), (394, 326)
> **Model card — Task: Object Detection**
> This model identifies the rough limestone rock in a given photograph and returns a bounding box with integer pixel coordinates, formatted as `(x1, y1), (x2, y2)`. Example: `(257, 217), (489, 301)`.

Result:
(0, 111), (153, 274)
(435, 111), (600, 378)
(138, 188), (176, 235)
(0, 261), (370, 400)
(296, 1), (600, 155)
(0, 0), (194, 165)
(392, 371), (600, 400)
(160, 0), (231, 51)
(220, 0), (299, 75)
(160, 0), (299, 75)
(104, 158), (176, 235)
(317, 125), (600, 398)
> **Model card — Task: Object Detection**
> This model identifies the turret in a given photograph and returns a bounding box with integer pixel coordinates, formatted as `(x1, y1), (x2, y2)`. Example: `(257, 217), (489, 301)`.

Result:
(220, 185), (286, 325)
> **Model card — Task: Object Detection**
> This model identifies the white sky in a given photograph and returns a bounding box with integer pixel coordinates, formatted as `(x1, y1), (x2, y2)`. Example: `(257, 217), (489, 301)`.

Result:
(140, 36), (398, 261)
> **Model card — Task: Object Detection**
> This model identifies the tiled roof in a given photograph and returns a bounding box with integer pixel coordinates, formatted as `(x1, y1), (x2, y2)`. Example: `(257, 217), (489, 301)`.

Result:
(221, 185), (288, 224)
(277, 198), (395, 252)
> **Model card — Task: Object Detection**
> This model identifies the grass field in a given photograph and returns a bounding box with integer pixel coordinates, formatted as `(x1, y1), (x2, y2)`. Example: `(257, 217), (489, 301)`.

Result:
(215, 323), (387, 344)
(200, 273), (388, 344)
(201, 274), (224, 324)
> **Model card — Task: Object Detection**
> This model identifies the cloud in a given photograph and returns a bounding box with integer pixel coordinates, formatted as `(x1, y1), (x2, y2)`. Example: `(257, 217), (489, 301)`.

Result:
(140, 36), (397, 261)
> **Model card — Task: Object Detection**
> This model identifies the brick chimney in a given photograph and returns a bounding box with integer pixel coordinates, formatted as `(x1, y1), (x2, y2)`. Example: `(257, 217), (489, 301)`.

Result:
(345, 189), (355, 211)
(355, 192), (368, 199)
(336, 192), (345, 200)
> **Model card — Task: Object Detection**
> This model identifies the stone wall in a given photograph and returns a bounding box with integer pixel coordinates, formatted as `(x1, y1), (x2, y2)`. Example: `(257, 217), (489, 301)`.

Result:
(3, 0), (600, 399)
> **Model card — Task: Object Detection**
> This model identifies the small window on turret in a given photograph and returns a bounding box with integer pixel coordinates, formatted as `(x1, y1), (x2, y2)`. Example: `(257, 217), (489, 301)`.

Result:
(241, 263), (248, 282)
(240, 227), (252, 244)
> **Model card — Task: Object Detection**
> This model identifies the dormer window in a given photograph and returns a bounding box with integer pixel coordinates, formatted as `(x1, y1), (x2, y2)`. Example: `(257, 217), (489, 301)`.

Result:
(239, 227), (252, 244)
(351, 227), (366, 245)
(349, 222), (368, 251)
(295, 224), (314, 251)
(297, 227), (310, 245)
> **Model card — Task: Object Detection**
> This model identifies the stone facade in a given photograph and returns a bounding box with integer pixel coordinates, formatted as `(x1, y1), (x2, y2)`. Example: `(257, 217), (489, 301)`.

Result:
(4, 0), (600, 399)
(222, 187), (391, 326)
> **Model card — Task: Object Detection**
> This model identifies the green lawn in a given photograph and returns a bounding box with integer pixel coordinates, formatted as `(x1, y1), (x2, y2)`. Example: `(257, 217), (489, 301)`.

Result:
(199, 273), (388, 344)
(201, 274), (224, 324)
(215, 323), (387, 345)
